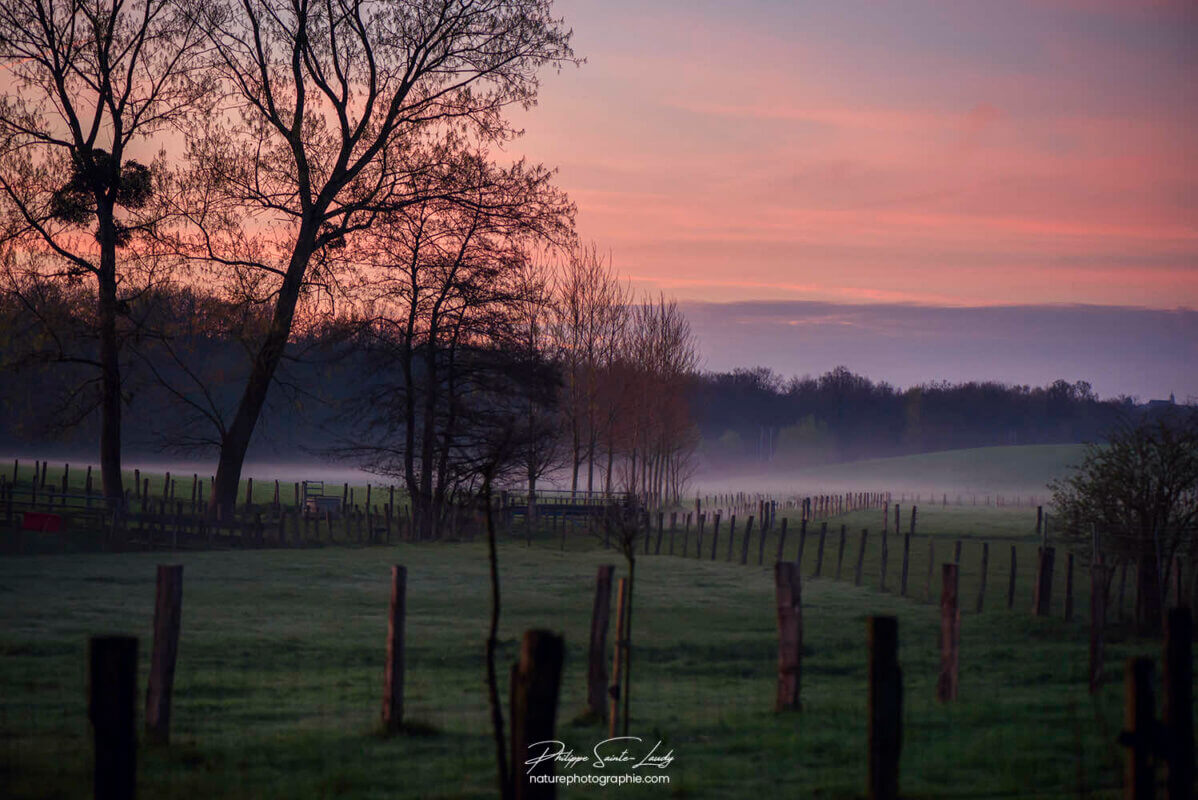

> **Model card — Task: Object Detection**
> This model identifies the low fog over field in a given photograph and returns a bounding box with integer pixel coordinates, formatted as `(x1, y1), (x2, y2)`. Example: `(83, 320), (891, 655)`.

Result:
(691, 444), (1085, 498)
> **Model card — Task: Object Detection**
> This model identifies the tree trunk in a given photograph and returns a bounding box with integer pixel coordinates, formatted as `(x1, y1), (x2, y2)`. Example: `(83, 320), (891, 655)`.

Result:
(210, 232), (315, 518)
(96, 218), (124, 506)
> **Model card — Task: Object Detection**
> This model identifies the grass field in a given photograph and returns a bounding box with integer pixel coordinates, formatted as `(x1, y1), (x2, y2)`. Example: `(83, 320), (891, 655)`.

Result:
(2, 499), (1189, 799)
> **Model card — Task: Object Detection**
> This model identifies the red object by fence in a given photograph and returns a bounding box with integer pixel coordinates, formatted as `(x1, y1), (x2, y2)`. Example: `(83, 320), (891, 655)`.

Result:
(22, 512), (62, 532)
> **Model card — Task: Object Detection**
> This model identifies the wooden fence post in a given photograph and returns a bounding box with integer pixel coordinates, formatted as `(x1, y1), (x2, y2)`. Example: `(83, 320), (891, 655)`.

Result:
(145, 565), (183, 745)
(740, 516), (754, 565)
(836, 525), (847, 580)
(710, 514), (720, 561)
(879, 529), (889, 591)
(1122, 658), (1156, 800)
(937, 564), (960, 703)
(976, 543), (989, 614)
(855, 530), (869, 587)
(953, 540), (962, 565)
(774, 562), (802, 711)
(796, 519), (807, 570)
(587, 565), (615, 720)
(900, 533), (910, 597)
(868, 616), (901, 800)
(758, 515), (769, 566)
(609, 578), (628, 738)
(90, 635), (138, 800)
(511, 629), (565, 800)
(1090, 563), (1108, 695)
(775, 517), (788, 564)
(382, 565), (406, 734)
(1034, 547), (1056, 617)
(1164, 607), (1193, 800)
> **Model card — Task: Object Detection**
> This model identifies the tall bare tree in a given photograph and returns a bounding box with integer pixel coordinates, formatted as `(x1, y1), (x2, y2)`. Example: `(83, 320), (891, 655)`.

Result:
(333, 151), (571, 540)
(618, 293), (699, 505)
(0, 0), (211, 503)
(550, 244), (626, 493)
(172, 0), (576, 515)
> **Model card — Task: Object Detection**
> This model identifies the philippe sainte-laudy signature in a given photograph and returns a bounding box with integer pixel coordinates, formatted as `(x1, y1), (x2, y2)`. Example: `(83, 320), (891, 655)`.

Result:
(524, 737), (675, 774)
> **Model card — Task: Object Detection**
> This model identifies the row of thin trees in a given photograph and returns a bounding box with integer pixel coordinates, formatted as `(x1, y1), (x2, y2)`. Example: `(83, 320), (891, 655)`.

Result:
(335, 242), (701, 540)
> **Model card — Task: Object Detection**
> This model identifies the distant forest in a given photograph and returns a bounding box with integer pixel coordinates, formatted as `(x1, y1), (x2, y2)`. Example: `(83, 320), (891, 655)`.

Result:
(690, 366), (1144, 470)
(0, 284), (1155, 475)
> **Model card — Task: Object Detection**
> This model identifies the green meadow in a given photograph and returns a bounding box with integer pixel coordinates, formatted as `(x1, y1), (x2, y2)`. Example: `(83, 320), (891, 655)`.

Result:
(2, 489), (1188, 799)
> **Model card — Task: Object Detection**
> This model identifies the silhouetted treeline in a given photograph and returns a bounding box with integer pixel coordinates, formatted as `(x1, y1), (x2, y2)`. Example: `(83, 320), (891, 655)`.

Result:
(689, 365), (1145, 469)
(0, 289), (1175, 471)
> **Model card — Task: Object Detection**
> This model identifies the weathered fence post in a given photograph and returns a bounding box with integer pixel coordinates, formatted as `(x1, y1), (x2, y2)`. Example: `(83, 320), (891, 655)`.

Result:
(855, 529), (868, 587)
(710, 514), (720, 561)
(879, 529), (889, 591)
(740, 516), (754, 565)
(868, 615), (901, 800)
(796, 519), (807, 570)
(1121, 658), (1156, 800)
(1164, 607), (1193, 800)
(976, 542), (989, 614)
(587, 565), (615, 720)
(758, 514), (769, 565)
(900, 533), (910, 597)
(609, 577), (628, 737)
(937, 564), (960, 702)
(836, 524), (847, 580)
(775, 517), (788, 564)
(953, 539), (962, 565)
(145, 565), (183, 745)
(382, 565), (406, 734)
(511, 629), (565, 800)
(90, 635), (138, 800)
(774, 562), (802, 712)
(1033, 546), (1056, 617)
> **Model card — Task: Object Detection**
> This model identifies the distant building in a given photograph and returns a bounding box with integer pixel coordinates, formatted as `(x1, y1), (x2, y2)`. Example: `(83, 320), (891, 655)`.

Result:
(1145, 393), (1176, 412)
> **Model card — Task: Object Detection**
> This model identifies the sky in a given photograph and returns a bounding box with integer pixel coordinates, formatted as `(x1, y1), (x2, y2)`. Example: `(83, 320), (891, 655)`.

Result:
(508, 0), (1198, 394)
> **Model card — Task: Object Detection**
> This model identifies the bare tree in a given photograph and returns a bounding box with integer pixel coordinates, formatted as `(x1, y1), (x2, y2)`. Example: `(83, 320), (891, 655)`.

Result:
(618, 293), (699, 505)
(550, 244), (627, 493)
(0, 0), (211, 503)
(169, 0), (576, 516)
(331, 151), (571, 539)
